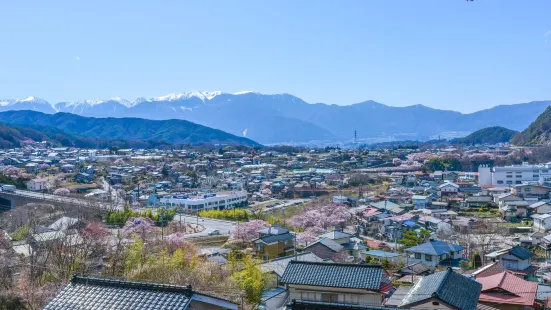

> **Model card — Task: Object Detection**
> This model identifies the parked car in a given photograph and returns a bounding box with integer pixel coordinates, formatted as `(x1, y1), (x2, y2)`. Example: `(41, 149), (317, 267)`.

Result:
(208, 229), (221, 236)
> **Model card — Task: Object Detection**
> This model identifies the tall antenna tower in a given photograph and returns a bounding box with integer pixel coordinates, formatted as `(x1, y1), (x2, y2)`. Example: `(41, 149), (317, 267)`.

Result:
(354, 130), (357, 144)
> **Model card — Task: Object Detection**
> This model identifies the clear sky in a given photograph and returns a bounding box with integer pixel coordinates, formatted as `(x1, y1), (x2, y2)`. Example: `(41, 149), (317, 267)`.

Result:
(1, 0), (550, 113)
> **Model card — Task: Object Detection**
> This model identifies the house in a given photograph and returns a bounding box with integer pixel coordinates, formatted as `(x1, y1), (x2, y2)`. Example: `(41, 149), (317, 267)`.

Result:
(528, 201), (551, 214)
(495, 193), (521, 206)
(42, 275), (238, 310)
(259, 252), (324, 284)
(280, 261), (392, 307)
(74, 173), (94, 184)
(404, 240), (464, 267)
(500, 200), (531, 220)
(318, 230), (367, 258)
(362, 250), (403, 263)
(483, 245), (537, 276)
(512, 184), (551, 199)
(85, 189), (109, 201)
(395, 261), (435, 278)
(396, 268), (481, 310)
(24, 162), (39, 173)
(464, 195), (493, 208)
(252, 225), (295, 260)
(438, 182), (459, 197)
(60, 164), (75, 173)
(302, 237), (345, 260)
(412, 195), (430, 209)
(27, 178), (48, 191)
(532, 213), (551, 231)
(477, 271), (537, 310)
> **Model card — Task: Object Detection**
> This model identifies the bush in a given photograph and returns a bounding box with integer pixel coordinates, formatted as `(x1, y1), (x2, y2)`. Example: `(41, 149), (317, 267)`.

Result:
(105, 206), (176, 227)
(199, 208), (249, 221)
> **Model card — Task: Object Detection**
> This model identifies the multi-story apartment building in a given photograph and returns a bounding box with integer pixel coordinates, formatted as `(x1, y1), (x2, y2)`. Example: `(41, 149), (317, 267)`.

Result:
(159, 191), (247, 211)
(479, 162), (551, 187)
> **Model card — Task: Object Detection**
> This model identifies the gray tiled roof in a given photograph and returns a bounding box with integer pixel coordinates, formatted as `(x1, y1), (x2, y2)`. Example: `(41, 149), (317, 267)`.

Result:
(399, 268), (481, 310)
(259, 252), (324, 277)
(304, 237), (344, 253)
(280, 261), (384, 290)
(43, 276), (192, 310)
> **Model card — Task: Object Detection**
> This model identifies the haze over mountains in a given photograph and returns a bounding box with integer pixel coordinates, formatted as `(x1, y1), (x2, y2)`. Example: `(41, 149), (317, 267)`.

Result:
(1, 92), (550, 145)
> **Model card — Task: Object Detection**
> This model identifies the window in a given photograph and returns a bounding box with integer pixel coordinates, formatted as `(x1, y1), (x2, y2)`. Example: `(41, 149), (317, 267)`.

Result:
(321, 293), (338, 303)
(258, 244), (263, 251)
(515, 181), (522, 184)
(415, 253), (421, 259)
(525, 187), (531, 192)
(506, 175), (512, 178)
(534, 175), (539, 178)
(506, 181), (513, 184)
(425, 254), (432, 261)
(497, 180), (504, 184)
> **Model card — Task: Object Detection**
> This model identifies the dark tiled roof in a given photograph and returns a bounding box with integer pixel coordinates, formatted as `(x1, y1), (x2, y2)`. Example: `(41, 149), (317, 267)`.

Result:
(280, 261), (384, 290)
(254, 232), (294, 244)
(43, 276), (192, 310)
(405, 240), (464, 256)
(399, 268), (482, 310)
(509, 245), (534, 260)
(304, 237), (344, 253)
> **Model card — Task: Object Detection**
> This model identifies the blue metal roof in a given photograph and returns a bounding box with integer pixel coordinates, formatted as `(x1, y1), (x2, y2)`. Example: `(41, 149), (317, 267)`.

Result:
(405, 240), (464, 256)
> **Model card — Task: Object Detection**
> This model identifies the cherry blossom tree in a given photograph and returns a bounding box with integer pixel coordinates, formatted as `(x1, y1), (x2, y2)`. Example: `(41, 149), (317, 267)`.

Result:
(2, 166), (22, 178)
(291, 203), (350, 231)
(392, 158), (402, 166)
(123, 217), (155, 239)
(39, 163), (50, 170)
(53, 188), (70, 196)
(229, 220), (269, 243)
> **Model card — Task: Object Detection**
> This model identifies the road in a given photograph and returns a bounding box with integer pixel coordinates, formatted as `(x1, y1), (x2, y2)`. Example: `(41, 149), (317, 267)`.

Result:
(7, 189), (118, 210)
(172, 214), (237, 238)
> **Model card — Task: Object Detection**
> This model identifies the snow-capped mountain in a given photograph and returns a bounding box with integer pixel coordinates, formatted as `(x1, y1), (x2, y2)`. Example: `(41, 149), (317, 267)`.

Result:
(0, 92), (550, 144)
(0, 96), (58, 113)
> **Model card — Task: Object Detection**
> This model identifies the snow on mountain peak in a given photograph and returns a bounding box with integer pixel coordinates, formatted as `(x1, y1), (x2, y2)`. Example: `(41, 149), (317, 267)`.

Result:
(17, 96), (49, 104)
(155, 91), (223, 102)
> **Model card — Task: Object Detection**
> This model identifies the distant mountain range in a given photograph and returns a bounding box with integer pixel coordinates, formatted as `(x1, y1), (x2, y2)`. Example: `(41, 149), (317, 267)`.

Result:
(1, 92), (550, 144)
(0, 111), (260, 147)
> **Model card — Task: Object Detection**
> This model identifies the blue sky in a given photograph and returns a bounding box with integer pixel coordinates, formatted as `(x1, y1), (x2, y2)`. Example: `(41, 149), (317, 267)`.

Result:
(1, 0), (550, 113)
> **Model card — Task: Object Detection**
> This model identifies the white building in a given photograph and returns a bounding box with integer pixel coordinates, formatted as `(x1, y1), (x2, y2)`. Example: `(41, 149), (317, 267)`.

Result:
(437, 182), (459, 194)
(532, 214), (551, 231)
(479, 162), (551, 187)
(27, 178), (48, 191)
(159, 191), (247, 211)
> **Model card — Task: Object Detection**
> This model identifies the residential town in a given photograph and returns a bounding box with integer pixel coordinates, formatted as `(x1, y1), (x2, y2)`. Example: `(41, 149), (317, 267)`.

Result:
(3, 141), (551, 309)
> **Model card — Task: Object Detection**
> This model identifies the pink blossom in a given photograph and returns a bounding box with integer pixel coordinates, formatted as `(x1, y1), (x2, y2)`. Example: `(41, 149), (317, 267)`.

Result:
(392, 158), (402, 166)
(123, 217), (155, 235)
(53, 188), (70, 196)
(229, 220), (269, 242)
(2, 166), (22, 178)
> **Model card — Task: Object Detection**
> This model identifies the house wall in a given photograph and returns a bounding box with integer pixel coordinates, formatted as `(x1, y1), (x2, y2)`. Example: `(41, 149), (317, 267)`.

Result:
(478, 301), (525, 310)
(257, 239), (294, 260)
(409, 298), (455, 310)
(533, 218), (551, 231)
(535, 204), (551, 214)
(500, 254), (531, 270)
(288, 284), (383, 307)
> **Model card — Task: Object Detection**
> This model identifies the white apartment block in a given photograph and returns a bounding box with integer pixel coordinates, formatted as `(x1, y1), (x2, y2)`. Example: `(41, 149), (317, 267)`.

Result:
(159, 191), (247, 211)
(479, 162), (551, 187)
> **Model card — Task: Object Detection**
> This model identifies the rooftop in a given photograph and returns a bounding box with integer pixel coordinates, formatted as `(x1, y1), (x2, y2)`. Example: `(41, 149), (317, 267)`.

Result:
(280, 261), (386, 291)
